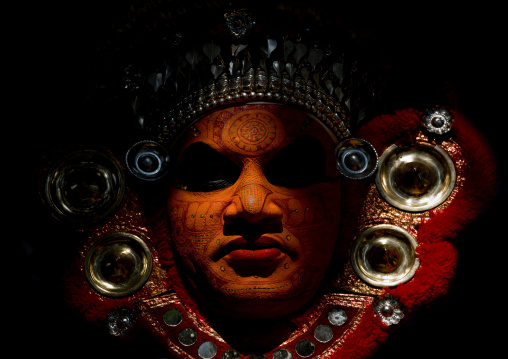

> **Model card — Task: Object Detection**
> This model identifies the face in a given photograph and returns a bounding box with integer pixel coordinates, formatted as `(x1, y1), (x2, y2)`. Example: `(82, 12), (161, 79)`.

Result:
(167, 103), (342, 318)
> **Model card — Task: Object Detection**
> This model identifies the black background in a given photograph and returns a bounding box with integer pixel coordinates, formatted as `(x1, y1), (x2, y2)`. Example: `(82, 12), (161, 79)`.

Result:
(9, 1), (506, 358)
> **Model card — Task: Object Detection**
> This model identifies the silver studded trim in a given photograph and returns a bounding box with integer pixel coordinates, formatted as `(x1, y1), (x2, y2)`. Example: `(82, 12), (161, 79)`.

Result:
(158, 73), (352, 147)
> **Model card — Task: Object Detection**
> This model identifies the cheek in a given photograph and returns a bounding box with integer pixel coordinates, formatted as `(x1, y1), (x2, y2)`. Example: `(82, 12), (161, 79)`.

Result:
(167, 194), (228, 257)
(278, 187), (341, 232)
(277, 186), (341, 260)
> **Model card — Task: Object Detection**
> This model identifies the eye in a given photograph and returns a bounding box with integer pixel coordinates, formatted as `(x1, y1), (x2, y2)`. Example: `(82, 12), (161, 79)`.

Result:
(264, 136), (331, 188)
(174, 142), (241, 192)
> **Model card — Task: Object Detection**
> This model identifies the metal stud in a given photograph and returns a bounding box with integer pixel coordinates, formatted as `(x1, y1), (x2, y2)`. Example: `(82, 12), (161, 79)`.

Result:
(294, 339), (315, 358)
(273, 349), (293, 359)
(328, 308), (347, 326)
(422, 107), (454, 134)
(198, 341), (218, 359)
(373, 297), (404, 326)
(314, 324), (333, 343)
(106, 306), (136, 336)
(178, 327), (198, 346)
(163, 308), (183, 326)
(222, 350), (241, 359)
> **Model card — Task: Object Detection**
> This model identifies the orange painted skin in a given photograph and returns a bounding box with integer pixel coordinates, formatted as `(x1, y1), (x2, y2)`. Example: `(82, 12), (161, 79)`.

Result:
(168, 103), (342, 318)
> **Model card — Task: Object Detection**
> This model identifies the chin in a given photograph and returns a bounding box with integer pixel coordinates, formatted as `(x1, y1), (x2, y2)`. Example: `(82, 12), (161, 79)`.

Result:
(190, 272), (322, 319)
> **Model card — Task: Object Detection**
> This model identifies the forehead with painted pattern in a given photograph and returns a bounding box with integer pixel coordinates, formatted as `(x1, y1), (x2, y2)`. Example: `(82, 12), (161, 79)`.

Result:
(167, 103), (342, 318)
(173, 103), (338, 167)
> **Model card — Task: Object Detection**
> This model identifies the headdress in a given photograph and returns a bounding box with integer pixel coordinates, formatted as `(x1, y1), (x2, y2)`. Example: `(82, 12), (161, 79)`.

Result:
(122, 7), (377, 148)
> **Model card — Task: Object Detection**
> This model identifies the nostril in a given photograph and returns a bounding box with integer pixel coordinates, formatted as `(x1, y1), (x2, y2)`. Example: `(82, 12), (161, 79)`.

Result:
(223, 217), (283, 239)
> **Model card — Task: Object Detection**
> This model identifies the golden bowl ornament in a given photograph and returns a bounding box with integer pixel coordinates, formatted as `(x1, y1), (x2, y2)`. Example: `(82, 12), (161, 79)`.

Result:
(84, 232), (153, 297)
(375, 143), (456, 212)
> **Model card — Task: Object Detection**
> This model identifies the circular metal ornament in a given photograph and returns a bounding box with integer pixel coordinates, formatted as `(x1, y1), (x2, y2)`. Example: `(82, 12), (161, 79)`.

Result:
(273, 349), (293, 359)
(376, 143), (456, 212)
(126, 140), (170, 181)
(314, 324), (333, 343)
(335, 138), (378, 179)
(373, 297), (405, 326)
(350, 225), (419, 287)
(163, 308), (183, 327)
(422, 107), (454, 134)
(84, 232), (153, 297)
(222, 350), (241, 359)
(198, 341), (218, 359)
(328, 308), (347, 326)
(294, 339), (315, 357)
(178, 327), (198, 346)
(106, 306), (136, 336)
(42, 149), (125, 225)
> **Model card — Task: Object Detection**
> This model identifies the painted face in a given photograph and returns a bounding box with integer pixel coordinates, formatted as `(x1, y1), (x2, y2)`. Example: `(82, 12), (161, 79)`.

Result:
(167, 103), (342, 318)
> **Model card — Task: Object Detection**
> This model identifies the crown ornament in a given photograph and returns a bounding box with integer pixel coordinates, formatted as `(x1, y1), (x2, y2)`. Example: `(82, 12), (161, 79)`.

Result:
(123, 8), (377, 148)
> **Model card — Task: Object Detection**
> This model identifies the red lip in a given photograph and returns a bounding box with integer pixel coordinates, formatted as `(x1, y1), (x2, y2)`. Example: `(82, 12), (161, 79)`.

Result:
(216, 235), (285, 263)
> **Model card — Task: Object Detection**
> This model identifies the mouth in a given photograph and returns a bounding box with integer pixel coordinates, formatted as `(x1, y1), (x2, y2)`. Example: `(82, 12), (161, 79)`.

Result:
(214, 235), (285, 261)
(213, 235), (288, 276)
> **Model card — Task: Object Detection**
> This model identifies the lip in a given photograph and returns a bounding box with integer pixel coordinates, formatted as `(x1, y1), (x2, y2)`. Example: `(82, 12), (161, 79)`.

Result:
(215, 235), (286, 263)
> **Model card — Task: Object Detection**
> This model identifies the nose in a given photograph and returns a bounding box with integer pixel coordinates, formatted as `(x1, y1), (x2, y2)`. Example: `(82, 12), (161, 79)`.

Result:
(237, 183), (272, 216)
(223, 159), (283, 236)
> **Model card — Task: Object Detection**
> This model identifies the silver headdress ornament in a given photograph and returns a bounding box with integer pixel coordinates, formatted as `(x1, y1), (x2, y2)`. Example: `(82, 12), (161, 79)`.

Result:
(123, 7), (379, 180)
